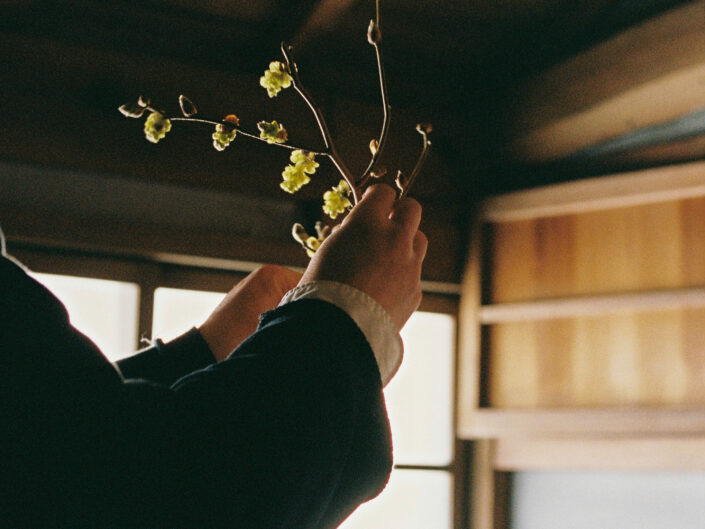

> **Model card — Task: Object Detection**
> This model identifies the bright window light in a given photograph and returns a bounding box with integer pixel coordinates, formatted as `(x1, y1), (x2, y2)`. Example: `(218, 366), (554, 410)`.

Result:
(340, 469), (453, 529)
(152, 287), (225, 342)
(31, 273), (139, 362)
(512, 471), (705, 529)
(387, 311), (455, 466)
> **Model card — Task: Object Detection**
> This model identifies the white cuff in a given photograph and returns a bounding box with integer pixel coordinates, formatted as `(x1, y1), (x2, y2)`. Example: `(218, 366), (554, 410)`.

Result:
(279, 280), (403, 387)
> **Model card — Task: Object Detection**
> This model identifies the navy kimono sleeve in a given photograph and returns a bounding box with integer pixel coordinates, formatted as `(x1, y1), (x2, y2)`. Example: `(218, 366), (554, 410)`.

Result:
(116, 328), (216, 386)
(1, 254), (393, 529)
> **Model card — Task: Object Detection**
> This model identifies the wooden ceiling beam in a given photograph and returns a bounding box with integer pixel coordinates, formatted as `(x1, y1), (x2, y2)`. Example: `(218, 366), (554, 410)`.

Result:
(505, 0), (705, 163)
(290, 0), (361, 50)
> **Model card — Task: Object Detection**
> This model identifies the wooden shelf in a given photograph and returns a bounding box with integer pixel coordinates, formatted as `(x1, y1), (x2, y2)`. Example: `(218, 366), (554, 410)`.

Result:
(479, 286), (705, 323)
(459, 407), (705, 439)
(494, 437), (705, 471)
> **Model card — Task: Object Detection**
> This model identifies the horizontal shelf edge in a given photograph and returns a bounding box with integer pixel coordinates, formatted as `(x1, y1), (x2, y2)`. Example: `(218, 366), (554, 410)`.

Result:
(459, 407), (705, 439)
(494, 437), (705, 471)
(479, 286), (705, 323)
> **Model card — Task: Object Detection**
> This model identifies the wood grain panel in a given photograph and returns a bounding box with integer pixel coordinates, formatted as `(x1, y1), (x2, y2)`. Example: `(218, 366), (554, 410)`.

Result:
(490, 197), (705, 303)
(488, 308), (705, 408)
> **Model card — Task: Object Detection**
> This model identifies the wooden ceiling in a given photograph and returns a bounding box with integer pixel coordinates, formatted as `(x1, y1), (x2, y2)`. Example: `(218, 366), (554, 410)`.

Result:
(0, 0), (699, 283)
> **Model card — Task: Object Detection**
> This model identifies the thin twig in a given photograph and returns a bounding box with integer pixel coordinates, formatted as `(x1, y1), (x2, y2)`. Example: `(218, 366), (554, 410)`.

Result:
(359, 0), (391, 187)
(280, 42), (360, 204)
(399, 126), (431, 198)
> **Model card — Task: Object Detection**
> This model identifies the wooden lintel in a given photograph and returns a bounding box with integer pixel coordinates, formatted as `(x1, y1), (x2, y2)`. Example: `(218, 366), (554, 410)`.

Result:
(481, 160), (705, 223)
(507, 1), (705, 162)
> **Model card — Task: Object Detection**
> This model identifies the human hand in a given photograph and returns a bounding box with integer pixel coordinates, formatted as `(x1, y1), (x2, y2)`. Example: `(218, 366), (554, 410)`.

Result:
(299, 184), (428, 332)
(198, 265), (302, 362)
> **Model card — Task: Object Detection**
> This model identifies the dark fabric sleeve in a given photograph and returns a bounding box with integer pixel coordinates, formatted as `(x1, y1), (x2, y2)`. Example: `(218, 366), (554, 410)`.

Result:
(116, 328), (216, 386)
(2, 255), (392, 529)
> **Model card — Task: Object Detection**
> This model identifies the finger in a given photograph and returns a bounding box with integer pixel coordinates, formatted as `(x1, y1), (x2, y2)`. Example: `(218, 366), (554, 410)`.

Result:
(413, 230), (428, 259)
(344, 184), (396, 225)
(390, 197), (423, 239)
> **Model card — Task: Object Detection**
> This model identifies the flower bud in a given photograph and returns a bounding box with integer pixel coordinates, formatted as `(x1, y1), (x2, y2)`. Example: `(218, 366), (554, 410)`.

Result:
(291, 223), (309, 245)
(118, 102), (146, 118)
(367, 20), (381, 44)
(178, 95), (198, 117)
(416, 122), (433, 134)
(223, 114), (240, 126)
(395, 170), (408, 192)
(369, 138), (379, 156)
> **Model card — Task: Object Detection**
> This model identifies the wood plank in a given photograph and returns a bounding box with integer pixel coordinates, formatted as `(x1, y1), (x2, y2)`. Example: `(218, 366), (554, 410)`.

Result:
(457, 217), (484, 419)
(0, 205), (309, 271)
(494, 437), (705, 471)
(488, 196), (705, 303)
(459, 408), (705, 439)
(471, 440), (498, 529)
(481, 161), (705, 223)
(486, 308), (705, 409)
(480, 287), (705, 323)
(506, 1), (705, 161)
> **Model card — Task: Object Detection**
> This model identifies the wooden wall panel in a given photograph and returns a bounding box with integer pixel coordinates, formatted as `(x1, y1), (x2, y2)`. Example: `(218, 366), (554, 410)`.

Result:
(489, 197), (705, 304)
(488, 308), (705, 408)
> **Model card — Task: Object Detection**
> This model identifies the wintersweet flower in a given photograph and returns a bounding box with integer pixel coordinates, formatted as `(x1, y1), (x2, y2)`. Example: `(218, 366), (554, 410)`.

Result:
(212, 124), (237, 151)
(322, 180), (353, 219)
(304, 236), (322, 258)
(280, 164), (310, 194)
(259, 61), (292, 98)
(143, 112), (171, 143)
(291, 223), (325, 258)
(258, 120), (288, 144)
(290, 150), (319, 174)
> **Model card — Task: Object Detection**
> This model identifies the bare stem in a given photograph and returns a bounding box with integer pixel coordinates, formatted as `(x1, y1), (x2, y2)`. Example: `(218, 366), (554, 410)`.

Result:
(399, 126), (431, 199)
(359, 0), (391, 186)
(280, 42), (360, 205)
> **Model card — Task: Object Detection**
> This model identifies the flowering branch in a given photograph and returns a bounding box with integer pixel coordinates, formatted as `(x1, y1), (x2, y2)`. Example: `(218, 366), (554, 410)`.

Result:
(118, 0), (431, 259)
(280, 42), (360, 205)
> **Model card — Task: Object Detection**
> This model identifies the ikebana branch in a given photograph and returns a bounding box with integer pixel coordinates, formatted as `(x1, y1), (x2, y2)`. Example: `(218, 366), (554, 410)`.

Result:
(280, 42), (360, 205)
(119, 0), (431, 259)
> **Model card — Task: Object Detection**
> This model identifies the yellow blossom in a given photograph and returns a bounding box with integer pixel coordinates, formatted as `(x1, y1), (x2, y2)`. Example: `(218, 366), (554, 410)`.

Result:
(212, 124), (237, 151)
(143, 112), (171, 143)
(305, 236), (321, 258)
(259, 61), (292, 98)
(290, 150), (319, 174)
(280, 164), (310, 194)
(322, 180), (353, 219)
(258, 120), (288, 144)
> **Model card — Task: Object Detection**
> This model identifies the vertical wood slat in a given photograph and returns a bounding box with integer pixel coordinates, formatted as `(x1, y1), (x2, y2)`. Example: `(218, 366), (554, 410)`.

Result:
(458, 217), (484, 422)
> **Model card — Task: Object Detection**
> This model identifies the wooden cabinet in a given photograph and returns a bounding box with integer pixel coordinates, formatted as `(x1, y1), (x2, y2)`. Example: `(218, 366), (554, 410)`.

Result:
(458, 161), (705, 439)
